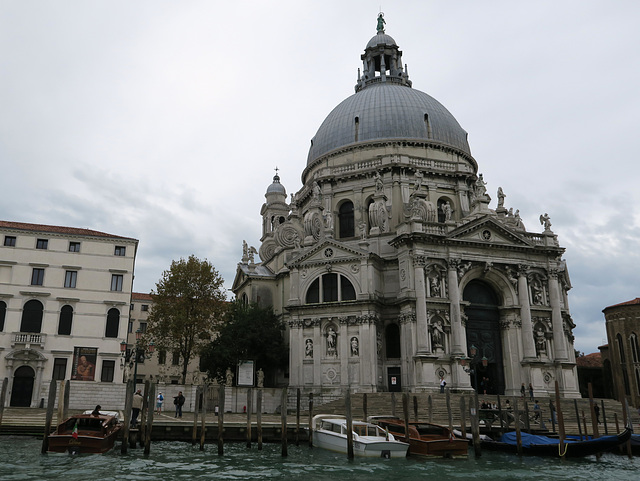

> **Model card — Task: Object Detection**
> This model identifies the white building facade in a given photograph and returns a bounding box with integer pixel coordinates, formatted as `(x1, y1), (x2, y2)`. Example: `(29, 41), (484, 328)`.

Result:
(233, 17), (580, 399)
(0, 220), (138, 407)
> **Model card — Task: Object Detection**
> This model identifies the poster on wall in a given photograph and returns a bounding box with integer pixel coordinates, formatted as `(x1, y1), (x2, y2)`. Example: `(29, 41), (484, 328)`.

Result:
(71, 347), (98, 381)
(237, 360), (254, 386)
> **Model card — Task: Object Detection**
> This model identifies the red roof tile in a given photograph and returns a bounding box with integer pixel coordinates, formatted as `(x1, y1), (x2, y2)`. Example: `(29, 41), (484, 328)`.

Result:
(132, 292), (153, 301)
(603, 298), (640, 312)
(0, 220), (137, 241)
(576, 352), (602, 368)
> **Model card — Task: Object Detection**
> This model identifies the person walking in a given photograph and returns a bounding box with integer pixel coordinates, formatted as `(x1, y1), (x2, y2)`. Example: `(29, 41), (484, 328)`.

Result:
(156, 392), (164, 415)
(174, 391), (185, 418)
(131, 389), (143, 428)
(520, 383), (526, 398)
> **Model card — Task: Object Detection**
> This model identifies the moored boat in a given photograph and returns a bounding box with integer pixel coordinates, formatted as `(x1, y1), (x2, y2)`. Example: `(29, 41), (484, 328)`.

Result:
(368, 416), (468, 458)
(481, 427), (632, 457)
(311, 414), (409, 458)
(48, 411), (122, 454)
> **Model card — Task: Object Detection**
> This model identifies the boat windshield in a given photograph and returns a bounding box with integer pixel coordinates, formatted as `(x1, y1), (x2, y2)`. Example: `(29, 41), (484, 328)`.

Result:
(353, 424), (383, 437)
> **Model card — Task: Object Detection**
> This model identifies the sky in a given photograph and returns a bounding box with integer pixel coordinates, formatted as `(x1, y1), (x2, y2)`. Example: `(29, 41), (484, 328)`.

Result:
(1, 1), (638, 355)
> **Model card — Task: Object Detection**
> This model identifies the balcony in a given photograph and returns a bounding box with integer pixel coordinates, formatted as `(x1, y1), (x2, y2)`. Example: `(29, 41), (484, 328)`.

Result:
(12, 332), (47, 349)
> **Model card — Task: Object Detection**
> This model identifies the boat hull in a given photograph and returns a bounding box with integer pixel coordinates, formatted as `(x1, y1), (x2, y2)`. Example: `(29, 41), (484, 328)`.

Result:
(314, 430), (408, 458)
(47, 431), (120, 454)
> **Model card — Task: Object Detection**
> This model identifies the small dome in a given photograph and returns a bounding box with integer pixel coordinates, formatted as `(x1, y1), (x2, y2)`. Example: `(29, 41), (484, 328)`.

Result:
(266, 174), (286, 195)
(366, 33), (397, 49)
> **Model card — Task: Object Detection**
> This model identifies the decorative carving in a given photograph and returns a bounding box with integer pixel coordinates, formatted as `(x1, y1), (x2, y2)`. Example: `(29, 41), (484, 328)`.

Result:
(376, 331), (383, 355)
(259, 239), (277, 262)
(497, 187), (505, 208)
(323, 211), (333, 229)
(326, 326), (337, 357)
(374, 171), (384, 193)
(413, 170), (423, 191)
(304, 211), (323, 241)
(409, 197), (436, 222)
(457, 261), (472, 281)
(534, 326), (547, 355)
(350, 264), (360, 273)
(324, 248), (334, 258)
(430, 318), (445, 349)
(539, 213), (552, 231)
(350, 337), (359, 356)
(398, 312), (416, 324)
(400, 268), (406, 281)
(305, 339), (313, 358)
(275, 223), (303, 249)
(414, 255), (427, 268)
(504, 266), (518, 293)
(443, 201), (452, 221)
(499, 319), (511, 329)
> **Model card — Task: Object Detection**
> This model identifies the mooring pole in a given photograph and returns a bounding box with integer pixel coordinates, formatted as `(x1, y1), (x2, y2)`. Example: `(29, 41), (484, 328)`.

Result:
(246, 388), (252, 449)
(460, 396), (467, 439)
(588, 383), (599, 438)
(144, 382), (155, 455)
(362, 393), (367, 422)
(345, 389), (354, 460)
(391, 391), (396, 418)
(217, 384), (225, 456)
(281, 387), (288, 457)
(296, 388), (301, 446)
(470, 391), (481, 457)
(41, 379), (57, 454)
(554, 382), (566, 459)
(446, 389), (453, 434)
(192, 386), (200, 446)
(413, 395), (419, 422)
(601, 400), (608, 435)
(62, 380), (70, 422)
(403, 392), (410, 446)
(308, 392), (314, 448)
(257, 388), (263, 450)
(427, 395), (433, 423)
(574, 399), (583, 440)
(200, 384), (207, 451)
(0, 378), (8, 429)
(56, 380), (65, 427)
(514, 397), (522, 456)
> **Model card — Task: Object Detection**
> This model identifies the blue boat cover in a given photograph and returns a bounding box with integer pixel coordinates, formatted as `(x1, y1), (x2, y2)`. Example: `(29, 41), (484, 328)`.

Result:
(499, 432), (619, 447)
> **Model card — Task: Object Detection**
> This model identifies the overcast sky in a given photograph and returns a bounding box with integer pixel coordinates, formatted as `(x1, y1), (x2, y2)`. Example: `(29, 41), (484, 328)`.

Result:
(1, 1), (638, 355)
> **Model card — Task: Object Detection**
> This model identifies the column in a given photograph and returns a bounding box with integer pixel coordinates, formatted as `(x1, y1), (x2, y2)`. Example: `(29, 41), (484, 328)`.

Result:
(414, 255), (430, 354)
(313, 321), (322, 387)
(518, 266), (537, 360)
(33, 364), (44, 408)
(549, 270), (568, 361)
(447, 259), (465, 356)
(339, 319), (349, 387)
(289, 322), (302, 387)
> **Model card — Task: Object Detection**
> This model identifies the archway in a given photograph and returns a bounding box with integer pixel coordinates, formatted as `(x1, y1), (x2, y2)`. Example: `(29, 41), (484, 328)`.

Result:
(10, 365), (35, 407)
(463, 280), (505, 395)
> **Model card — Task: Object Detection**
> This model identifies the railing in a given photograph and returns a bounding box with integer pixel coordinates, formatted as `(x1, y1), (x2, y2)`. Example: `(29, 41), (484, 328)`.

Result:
(12, 332), (46, 348)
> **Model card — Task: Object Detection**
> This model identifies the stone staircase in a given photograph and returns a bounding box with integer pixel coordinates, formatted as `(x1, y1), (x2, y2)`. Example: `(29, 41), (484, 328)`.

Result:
(304, 392), (638, 435)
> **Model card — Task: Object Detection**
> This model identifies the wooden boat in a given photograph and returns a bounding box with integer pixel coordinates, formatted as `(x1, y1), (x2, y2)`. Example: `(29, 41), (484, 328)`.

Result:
(369, 416), (468, 458)
(311, 414), (409, 458)
(48, 411), (122, 454)
(481, 428), (632, 457)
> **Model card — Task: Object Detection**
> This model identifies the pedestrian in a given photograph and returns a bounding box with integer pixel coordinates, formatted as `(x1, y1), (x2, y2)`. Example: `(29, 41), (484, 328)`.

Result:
(528, 383), (534, 401)
(174, 391), (185, 418)
(533, 400), (541, 421)
(440, 377), (446, 393)
(91, 405), (102, 417)
(156, 392), (164, 415)
(550, 401), (557, 424)
(594, 403), (600, 424)
(520, 383), (525, 398)
(131, 389), (143, 428)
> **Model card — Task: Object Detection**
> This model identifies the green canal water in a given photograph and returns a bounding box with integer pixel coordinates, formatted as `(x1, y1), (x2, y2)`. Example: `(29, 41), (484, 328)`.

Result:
(1, 437), (640, 480)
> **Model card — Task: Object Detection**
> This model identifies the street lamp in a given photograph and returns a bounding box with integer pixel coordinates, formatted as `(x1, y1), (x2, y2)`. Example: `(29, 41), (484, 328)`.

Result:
(120, 328), (155, 387)
(459, 345), (488, 392)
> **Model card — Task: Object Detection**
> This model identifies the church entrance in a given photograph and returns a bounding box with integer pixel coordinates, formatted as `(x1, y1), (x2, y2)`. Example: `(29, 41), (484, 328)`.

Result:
(10, 365), (35, 407)
(463, 280), (505, 395)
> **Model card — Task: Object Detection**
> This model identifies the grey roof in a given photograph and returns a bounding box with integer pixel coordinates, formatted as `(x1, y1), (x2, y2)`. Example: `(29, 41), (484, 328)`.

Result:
(366, 33), (397, 49)
(266, 174), (286, 195)
(307, 83), (471, 165)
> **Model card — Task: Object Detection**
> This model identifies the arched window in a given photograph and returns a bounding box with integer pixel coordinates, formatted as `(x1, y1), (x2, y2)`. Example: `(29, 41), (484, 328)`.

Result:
(617, 334), (626, 364)
(631, 333), (640, 364)
(105, 308), (120, 338)
(20, 299), (44, 333)
(305, 274), (356, 304)
(58, 305), (73, 335)
(385, 324), (401, 359)
(338, 201), (354, 238)
(0, 300), (6, 331)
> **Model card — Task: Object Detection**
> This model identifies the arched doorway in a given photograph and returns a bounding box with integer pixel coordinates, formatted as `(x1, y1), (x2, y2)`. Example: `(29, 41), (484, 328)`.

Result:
(10, 365), (35, 407)
(463, 280), (505, 395)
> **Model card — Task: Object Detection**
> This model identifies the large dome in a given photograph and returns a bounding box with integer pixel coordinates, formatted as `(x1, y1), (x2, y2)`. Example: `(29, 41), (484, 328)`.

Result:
(306, 83), (471, 165)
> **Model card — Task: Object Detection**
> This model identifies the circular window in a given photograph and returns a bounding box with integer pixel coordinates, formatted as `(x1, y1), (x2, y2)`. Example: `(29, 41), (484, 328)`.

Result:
(482, 230), (492, 240)
(324, 248), (334, 258)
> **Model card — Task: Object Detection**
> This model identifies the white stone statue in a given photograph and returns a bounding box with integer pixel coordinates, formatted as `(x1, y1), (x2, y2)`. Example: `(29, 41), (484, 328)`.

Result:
(312, 181), (321, 201)
(326, 327), (337, 355)
(225, 368), (234, 387)
(305, 338), (313, 358)
(539, 213), (552, 231)
(248, 246), (257, 264)
(323, 211), (333, 229)
(497, 187), (505, 208)
(242, 240), (249, 263)
(375, 171), (384, 193)
(257, 368), (264, 388)
(475, 173), (487, 196)
(430, 276), (441, 297)
(443, 201), (452, 221)
(414, 170), (423, 191)
(535, 328), (547, 355)
(431, 320), (444, 347)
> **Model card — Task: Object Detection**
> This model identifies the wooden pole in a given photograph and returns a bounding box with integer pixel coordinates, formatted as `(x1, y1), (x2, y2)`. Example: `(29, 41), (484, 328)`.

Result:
(257, 389), (263, 450)
(345, 389), (353, 460)
(470, 391), (481, 457)
(391, 392), (396, 418)
(144, 382), (155, 455)
(523, 400), (530, 432)
(140, 380), (150, 447)
(513, 397), (522, 456)
(588, 383), (599, 438)
(62, 380), (70, 421)
(427, 395), (433, 423)
(402, 392), (410, 446)
(121, 379), (133, 454)
(460, 396), (467, 439)
(41, 379), (57, 454)
(554, 381), (566, 458)
(56, 380), (65, 427)
(413, 395), (419, 422)
(581, 410), (589, 440)
(281, 387), (288, 457)
(192, 386), (200, 446)
(549, 399), (556, 432)
(496, 394), (504, 430)
(623, 395), (633, 458)
(614, 412), (620, 433)
(0, 378), (8, 429)
(296, 388), (300, 446)
(574, 400), (583, 440)
(246, 388), (252, 449)
(601, 400), (608, 435)
(200, 383), (207, 451)
(362, 393), (367, 422)
(308, 392), (314, 448)
(218, 384), (225, 456)
(446, 388), (453, 434)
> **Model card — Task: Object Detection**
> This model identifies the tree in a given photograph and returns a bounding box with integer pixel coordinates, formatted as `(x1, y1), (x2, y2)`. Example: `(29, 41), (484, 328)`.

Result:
(146, 255), (226, 383)
(199, 301), (288, 386)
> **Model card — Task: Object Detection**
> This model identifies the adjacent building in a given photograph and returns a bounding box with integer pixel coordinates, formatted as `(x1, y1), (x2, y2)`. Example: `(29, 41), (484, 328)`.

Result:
(0, 220), (138, 407)
(601, 298), (640, 406)
(233, 16), (580, 399)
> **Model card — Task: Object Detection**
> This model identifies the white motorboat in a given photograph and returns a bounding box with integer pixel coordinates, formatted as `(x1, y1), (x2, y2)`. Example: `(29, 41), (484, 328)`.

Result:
(311, 414), (409, 458)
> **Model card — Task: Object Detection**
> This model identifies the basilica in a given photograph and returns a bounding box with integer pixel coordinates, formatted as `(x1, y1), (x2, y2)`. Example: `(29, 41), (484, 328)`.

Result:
(232, 16), (580, 398)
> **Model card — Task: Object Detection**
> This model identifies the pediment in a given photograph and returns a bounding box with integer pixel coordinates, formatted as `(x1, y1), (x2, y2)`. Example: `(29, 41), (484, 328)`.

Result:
(447, 216), (532, 247)
(286, 239), (369, 268)
(231, 262), (275, 291)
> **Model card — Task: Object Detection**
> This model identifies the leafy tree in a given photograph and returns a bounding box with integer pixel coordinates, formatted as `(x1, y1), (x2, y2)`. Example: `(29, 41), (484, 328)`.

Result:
(146, 255), (227, 383)
(200, 301), (288, 386)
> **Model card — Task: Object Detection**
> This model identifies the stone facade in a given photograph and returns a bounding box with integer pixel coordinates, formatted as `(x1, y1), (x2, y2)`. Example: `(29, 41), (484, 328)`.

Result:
(601, 298), (640, 407)
(0, 220), (137, 407)
(232, 17), (580, 399)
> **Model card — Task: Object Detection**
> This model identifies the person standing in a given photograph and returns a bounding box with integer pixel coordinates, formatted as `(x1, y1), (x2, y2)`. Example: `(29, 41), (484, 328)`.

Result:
(156, 392), (164, 415)
(528, 383), (534, 401)
(440, 377), (446, 393)
(520, 383), (526, 398)
(174, 391), (185, 418)
(131, 389), (143, 428)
